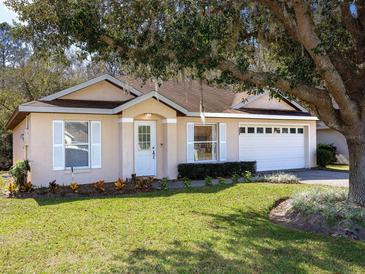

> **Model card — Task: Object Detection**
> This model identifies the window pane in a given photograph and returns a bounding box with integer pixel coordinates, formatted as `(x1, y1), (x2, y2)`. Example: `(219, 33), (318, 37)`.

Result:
(248, 127), (255, 133)
(265, 128), (272, 134)
(274, 128), (281, 134)
(194, 125), (217, 141)
(65, 145), (89, 167)
(194, 142), (217, 161)
(138, 125), (151, 150)
(239, 127), (246, 134)
(290, 128), (296, 134)
(65, 122), (88, 144)
(298, 128), (304, 134)
(282, 128), (289, 134)
(256, 127), (264, 134)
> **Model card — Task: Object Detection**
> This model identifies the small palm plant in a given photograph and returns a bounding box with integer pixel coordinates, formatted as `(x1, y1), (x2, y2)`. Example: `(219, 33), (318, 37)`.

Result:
(160, 177), (169, 190)
(183, 177), (192, 190)
(205, 176), (213, 186)
(232, 174), (240, 184)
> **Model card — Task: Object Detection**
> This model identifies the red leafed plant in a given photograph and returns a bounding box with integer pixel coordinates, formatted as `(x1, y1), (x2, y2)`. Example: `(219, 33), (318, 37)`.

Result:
(94, 180), (105, 192)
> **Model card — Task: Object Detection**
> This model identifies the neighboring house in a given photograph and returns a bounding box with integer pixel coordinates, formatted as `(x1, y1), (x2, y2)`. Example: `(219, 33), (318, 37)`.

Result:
(6, 74), (318, 186)
(317, 121), (349, 163)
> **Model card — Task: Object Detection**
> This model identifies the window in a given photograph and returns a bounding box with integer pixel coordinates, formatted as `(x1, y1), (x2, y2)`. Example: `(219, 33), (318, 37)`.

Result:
(298, 128), (304, 134)
(64, 121), (89, 168)
(265, 127), (272, 134)
(193, 124), (217, 161)
(282, 128), (289, 134)
(290, 128), (297, 134)
(248, 127), (255, 133)
(256, 127), (264, 134)
(239, 127), (246, 134)
(274, 128), (281, 134)
(138, 125), (151, 150)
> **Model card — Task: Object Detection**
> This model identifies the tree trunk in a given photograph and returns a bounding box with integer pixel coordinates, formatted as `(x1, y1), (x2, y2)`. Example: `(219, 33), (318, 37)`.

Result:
(347, 137), (365, 206)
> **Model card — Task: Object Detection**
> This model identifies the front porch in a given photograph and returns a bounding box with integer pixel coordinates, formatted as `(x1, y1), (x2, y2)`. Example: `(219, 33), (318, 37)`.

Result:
(119, 98), (178, 179)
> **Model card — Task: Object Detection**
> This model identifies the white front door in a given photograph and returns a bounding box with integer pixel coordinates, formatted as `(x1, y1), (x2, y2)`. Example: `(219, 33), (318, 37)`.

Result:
(134, 121), (157, 176)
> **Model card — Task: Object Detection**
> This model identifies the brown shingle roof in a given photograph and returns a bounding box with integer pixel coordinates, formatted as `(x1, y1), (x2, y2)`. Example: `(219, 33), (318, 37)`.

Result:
(120, 76), (236, 113)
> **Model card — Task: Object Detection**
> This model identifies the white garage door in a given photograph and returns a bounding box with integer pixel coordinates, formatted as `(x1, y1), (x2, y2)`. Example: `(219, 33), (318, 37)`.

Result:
(239, 125), (306, 171)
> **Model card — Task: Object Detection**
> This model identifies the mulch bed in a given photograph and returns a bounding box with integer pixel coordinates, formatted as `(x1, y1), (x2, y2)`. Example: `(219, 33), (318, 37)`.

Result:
(11, 182), (158, 199)
(269, 198), (365, 241)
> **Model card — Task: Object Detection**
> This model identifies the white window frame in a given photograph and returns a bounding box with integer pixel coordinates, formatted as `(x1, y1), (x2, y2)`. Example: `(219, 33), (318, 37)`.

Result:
(192, 123), (218, 162)
(64, 120), (91, 169)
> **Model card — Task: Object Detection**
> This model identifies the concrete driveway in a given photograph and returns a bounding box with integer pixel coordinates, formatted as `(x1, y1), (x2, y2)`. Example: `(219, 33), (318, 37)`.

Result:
(292, 169), (349, 187)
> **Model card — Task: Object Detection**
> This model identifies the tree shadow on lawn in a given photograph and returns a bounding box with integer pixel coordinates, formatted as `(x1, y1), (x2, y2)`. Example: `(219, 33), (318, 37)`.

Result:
(107, 209), (365, 273)
(32, 184), (236, 206)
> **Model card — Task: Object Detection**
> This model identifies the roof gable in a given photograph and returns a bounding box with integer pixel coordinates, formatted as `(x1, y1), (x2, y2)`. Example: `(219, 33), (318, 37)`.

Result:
(60, 81), (135, 102)
(41, 74), (142, 101)
(242, 94), (297, 111)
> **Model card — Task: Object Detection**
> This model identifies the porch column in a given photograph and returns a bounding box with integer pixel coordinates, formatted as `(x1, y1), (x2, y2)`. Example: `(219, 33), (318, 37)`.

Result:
(119, 117), (134, 179)
(163, 118), (178, 179)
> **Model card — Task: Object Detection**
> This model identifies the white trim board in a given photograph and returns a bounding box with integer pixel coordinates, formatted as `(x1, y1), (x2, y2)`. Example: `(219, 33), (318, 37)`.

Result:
(41, 74), (143, 101)
(187, 112), (318, 120)
(17, 105), (318, 121)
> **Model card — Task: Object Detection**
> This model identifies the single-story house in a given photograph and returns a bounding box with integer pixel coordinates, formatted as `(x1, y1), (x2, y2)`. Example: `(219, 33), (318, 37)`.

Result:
(6, 74), (318, 186)
(317, 121), (349, 163)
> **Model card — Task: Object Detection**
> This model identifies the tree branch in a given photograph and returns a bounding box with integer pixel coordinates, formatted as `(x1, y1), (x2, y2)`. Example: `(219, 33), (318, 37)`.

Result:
(256, 0), (298, 40)
(292, 1), (359, 124)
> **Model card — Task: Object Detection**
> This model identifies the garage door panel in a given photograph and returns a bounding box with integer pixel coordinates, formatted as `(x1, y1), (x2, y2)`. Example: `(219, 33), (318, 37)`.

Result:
(239, 125), (305, 171)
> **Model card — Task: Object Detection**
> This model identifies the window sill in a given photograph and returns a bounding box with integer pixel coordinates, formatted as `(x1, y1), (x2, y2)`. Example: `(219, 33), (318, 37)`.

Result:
(64, 168), (92, 174)
(192, 160), (221, 163)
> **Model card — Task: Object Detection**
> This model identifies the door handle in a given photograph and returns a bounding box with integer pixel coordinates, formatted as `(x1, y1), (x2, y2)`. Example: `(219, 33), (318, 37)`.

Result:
(152, 148), (155, 159)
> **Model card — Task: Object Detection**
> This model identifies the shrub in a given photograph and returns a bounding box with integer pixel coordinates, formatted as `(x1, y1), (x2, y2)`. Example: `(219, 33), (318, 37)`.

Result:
(182, 177), (192, 190)
(178, 161), (256, 180)
(218, 177), (226, 185)
(145, 176), (154, 190)
(242, 171), (253, 183)
(94, 180), (105, 192)
(264, 172), (300, 184)
(9, 160), (30, 188)
(48, 180), (59, 193)
(114, 178), (125, 191)
(317, 148), (334, 167)
(317, 143), (337, 167)
(21, 181), (33, 192)
(205, 176), (213, 186)
(291, 188), (365, 224)
(134, 176), (154, 190)
(5, 181), (17, 196)
(160, 177), (169, 190)
(232, 174), (240, 184)
(69, 182), (79, 193)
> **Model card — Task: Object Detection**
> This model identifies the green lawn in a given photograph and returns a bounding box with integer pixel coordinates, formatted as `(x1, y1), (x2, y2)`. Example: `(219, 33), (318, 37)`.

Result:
(325, 164), (349, 171)
(1, 184), (364, 273)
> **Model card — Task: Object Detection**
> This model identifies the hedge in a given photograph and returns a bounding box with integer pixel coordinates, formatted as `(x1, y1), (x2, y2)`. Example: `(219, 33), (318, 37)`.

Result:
(178, 161), (256, 180)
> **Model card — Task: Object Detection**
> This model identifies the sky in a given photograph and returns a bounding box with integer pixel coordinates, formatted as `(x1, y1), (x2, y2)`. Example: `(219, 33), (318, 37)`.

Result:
(0, 0), (18, 24)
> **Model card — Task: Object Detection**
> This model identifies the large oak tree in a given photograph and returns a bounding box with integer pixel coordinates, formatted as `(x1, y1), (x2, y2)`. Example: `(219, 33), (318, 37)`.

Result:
(6, 0), (365, 205)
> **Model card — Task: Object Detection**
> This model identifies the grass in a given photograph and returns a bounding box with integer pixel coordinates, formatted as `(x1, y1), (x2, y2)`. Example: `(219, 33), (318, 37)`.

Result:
(1, 184), (365, 273)
(325, 164), (349, 171)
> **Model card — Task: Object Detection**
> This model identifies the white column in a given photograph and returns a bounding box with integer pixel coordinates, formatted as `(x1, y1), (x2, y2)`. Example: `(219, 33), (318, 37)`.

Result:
(119, 117), (134, 179)
(162, 119), (178, 179)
